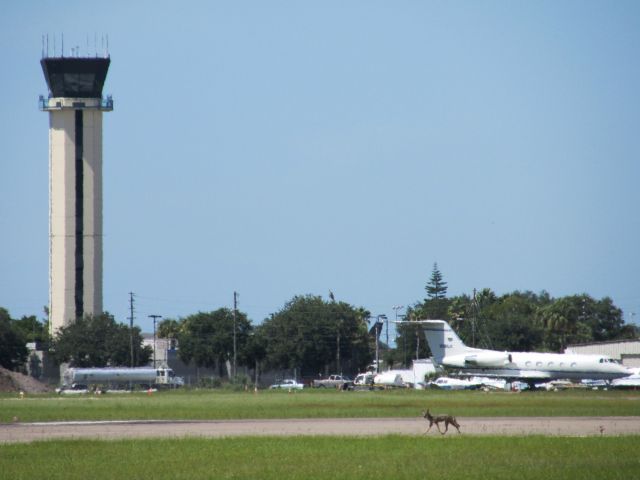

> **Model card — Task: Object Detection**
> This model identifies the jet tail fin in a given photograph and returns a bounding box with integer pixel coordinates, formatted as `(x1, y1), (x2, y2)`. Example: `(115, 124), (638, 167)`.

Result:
(421, 320), (468, 364)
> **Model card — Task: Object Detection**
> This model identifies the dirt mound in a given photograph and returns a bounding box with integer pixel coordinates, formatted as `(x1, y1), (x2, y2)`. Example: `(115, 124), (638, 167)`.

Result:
(0, 367), (52, 393)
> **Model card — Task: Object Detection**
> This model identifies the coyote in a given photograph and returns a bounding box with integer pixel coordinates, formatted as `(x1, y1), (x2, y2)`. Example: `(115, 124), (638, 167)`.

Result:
(422, 409), (461, 435)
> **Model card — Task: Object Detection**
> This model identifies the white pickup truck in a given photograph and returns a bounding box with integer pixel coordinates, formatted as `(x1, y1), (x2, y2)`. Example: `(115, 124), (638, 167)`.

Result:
(312, 374), (353, 389)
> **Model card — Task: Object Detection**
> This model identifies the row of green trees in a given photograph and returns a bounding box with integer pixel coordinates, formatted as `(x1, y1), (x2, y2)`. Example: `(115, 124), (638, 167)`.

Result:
(51, 314), (152, 368)
(389, 264), (639, 367)
(0, 308), (47, 370)
(1, 264), (638, 375)
(0, 296), (374, 377)
(157, 295), (372, 377)
(0, 308), (152, 370)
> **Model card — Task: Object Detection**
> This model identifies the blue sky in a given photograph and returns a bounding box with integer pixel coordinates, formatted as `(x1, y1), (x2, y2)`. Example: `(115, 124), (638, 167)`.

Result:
(2, 1), (640, 336)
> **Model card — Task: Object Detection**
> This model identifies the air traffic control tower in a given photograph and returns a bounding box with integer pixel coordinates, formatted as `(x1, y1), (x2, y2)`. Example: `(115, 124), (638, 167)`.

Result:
(40, 54), (113, 335)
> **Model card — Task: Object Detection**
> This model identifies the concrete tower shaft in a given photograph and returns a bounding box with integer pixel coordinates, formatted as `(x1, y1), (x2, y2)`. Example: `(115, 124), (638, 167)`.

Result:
(40, 57), (112, 335)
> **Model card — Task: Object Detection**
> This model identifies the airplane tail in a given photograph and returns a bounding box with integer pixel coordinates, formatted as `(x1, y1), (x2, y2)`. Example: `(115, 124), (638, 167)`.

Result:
(421, 320), (468, 364)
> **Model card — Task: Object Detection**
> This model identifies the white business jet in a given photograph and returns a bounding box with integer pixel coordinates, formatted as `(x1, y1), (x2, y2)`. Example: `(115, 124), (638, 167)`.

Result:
(406, 320), (629, 387)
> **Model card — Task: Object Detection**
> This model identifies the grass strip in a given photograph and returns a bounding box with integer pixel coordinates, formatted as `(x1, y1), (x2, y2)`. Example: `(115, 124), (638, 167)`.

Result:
(1, 389), (639, 423)
(1, 435), (639, 480)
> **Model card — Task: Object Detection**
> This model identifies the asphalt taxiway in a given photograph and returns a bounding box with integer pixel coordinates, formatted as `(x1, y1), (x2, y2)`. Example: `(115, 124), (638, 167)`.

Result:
(2, 416), (639, 443)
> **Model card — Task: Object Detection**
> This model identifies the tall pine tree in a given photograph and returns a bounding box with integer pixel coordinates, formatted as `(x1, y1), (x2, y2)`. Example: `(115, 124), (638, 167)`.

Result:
(423, 263), (449, 319)
(425, 263), (448, 300)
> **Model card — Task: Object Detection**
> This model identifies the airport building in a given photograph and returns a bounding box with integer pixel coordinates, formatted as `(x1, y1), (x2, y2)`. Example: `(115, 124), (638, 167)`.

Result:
(141, 334), (175, 368)
(40, 54), (113, 335)
(565, 339), (640, 368)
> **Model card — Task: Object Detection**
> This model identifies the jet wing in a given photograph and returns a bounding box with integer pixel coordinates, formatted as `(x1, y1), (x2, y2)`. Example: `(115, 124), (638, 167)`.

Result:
(455, 370), (553, 381)
(516, 370), (553, 379)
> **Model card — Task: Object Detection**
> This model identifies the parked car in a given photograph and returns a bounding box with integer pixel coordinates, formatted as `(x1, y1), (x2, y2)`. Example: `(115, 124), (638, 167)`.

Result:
(312, 374), (354, 389)
(55, 383), (89, 395)
(269, 379), (304, 390)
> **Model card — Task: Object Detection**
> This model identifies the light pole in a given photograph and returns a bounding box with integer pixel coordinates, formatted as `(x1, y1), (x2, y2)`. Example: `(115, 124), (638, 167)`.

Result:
(149, 315), (162, 368)
(396, 314), (407, 366)
(375, 314), (387, 373)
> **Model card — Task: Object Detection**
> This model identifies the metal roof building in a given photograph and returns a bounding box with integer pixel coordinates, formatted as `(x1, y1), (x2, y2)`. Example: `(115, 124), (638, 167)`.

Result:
(565, 339), (640, 368)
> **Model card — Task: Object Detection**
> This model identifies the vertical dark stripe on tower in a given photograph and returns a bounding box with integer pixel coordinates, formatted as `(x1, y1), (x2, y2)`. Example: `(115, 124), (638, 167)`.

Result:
(74, 110), (84, 319)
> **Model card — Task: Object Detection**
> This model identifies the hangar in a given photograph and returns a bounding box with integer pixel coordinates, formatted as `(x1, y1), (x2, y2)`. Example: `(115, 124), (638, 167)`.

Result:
(565, 339), (640, 368)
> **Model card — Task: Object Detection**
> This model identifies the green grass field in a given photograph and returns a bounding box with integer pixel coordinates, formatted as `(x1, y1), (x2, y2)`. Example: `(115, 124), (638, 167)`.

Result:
(2, 390), (639, 479)
(1, 388), (639, 423)
(2, 435), (639, 480)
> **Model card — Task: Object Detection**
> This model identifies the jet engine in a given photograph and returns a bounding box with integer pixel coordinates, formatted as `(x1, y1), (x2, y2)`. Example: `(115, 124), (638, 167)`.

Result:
(463, 351), (511, 367)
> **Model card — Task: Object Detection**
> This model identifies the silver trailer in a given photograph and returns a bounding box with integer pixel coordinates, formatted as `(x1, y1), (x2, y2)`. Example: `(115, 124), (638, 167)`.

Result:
(62, 367), (184, 390)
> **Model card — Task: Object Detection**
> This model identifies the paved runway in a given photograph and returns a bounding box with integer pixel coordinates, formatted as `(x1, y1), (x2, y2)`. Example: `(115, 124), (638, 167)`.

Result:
(2, 417), (639, 443)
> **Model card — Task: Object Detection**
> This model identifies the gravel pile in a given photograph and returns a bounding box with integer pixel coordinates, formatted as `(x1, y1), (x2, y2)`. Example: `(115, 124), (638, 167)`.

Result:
(0, 367), (51, 393)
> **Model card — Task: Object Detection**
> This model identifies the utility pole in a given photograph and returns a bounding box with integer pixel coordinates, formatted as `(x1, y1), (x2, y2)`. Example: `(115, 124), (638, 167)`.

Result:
(410, 311), (419, 361)
(336, 318), (342, 374)
(472, 288), (477, 348)
(374, 317), (379, 374)
(149, 314), (162, 368)
(128, 292), (135, 367)
(330, 291), (340, 373)
(385, 315), (389, 347)
(233, 291), (238, 378)
(392, 305), (404, 349)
